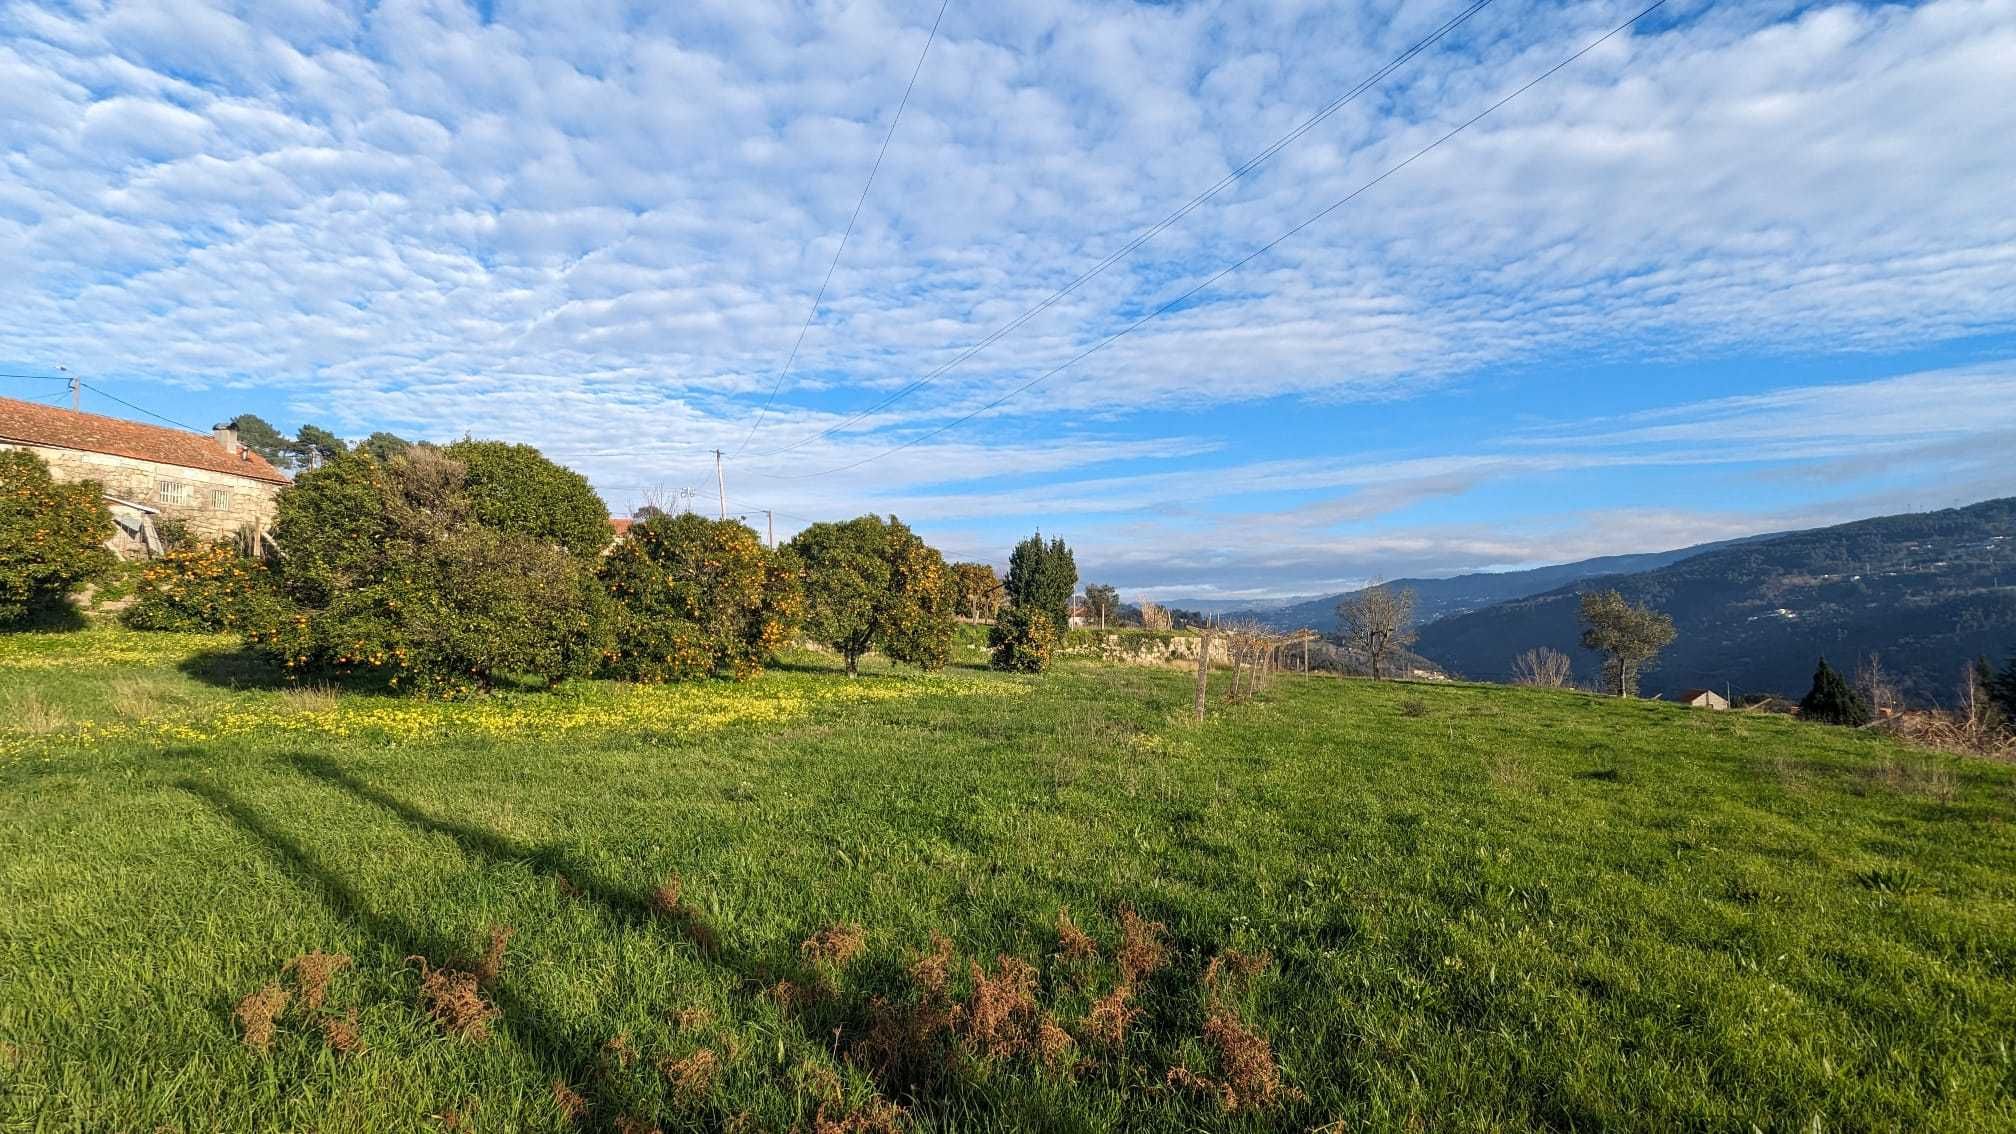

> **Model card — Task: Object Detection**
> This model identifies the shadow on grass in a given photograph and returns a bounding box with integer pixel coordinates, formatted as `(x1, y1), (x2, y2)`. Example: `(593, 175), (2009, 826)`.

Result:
(284, 752), (767, 984)
(177, 648), (296, 691)
(279, 753), (1031, 1120)
(176, 776), (637, 1126)
(2, 596), (88, 632)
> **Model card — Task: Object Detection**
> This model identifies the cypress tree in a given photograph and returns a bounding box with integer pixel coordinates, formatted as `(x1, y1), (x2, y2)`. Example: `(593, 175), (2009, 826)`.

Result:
(1798, 657), (1871, 726)
(1003, 531), (1077, 636)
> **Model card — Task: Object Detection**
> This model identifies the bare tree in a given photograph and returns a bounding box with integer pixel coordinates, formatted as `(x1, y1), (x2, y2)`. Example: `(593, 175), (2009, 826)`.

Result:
(1511, 647), (1574, 688)
(1138, 601), (1171, 631)
(1335, 583), (1418, 680)
(1856, 652), (1899, 717)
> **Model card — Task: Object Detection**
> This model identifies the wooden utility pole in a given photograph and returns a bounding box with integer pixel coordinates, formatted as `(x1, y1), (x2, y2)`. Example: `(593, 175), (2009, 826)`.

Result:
(1193, 627), (1212, 722)
(712, 449), (726, 520)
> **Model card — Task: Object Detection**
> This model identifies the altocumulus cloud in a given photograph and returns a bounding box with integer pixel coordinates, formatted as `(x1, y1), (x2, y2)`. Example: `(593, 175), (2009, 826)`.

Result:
(2, 0), (2014, 596)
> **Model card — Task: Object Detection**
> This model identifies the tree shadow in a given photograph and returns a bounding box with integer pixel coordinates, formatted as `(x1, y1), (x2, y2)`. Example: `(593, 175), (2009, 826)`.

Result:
(284, 752), (769, 985)
(278, 753), (1001, 1119)
(2, 595), (88, 632)
(176, 777), (637, 1126)
(177, 647), (296, 691)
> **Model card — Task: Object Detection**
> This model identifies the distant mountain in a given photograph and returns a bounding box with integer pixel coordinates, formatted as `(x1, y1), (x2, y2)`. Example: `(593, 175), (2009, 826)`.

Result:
(1411, 498), (2016, 701)
(1236, 537), (1760, 634)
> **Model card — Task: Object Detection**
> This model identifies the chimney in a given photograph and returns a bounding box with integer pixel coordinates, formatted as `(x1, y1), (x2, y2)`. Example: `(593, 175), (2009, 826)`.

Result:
(212, 420), (240, 454)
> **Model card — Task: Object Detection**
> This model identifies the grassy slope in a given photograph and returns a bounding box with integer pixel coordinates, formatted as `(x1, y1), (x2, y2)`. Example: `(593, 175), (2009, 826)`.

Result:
(2, 629), (2013, 1133)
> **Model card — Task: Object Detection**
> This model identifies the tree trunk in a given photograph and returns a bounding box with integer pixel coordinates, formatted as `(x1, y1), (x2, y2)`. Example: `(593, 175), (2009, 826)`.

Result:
(845, 652), (860, 677)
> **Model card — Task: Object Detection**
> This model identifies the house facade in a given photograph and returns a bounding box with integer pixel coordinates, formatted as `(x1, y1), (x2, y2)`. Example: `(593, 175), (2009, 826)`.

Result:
(0, 396), (290, 556)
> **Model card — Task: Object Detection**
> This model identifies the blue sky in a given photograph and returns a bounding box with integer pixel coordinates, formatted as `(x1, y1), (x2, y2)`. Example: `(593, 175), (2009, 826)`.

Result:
(4, 0), (2015, 601)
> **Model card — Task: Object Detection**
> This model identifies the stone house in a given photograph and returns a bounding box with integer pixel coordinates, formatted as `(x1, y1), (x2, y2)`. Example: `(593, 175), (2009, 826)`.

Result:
(0, 395), (290, 557)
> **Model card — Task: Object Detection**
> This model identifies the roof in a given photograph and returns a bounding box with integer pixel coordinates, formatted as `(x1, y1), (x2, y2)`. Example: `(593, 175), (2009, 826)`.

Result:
(1677, 688), (1725, 702)
(0, 396), (290, 485)
(609, 517), (633, 538)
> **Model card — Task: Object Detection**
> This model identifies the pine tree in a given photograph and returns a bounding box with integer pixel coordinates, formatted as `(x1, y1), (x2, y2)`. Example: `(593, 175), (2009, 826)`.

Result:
(1798, 657), (1871, 726)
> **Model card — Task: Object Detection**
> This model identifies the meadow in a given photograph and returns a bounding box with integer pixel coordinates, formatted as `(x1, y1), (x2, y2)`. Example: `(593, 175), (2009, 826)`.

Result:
(2, 628), (2013, 1132)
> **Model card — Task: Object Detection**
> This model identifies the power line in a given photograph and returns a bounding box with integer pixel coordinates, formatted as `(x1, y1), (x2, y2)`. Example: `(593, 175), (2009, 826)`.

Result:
(765, 0), (1673, 481)
(0, 372), (69, 382)
(731, 0), (954, 456)
(79, 383), (205, 432)
(745, 0), (1500, 460)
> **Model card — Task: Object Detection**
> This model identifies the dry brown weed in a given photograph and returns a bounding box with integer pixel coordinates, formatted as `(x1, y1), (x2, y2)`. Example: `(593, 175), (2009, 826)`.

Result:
(810, 1096), (906, 1134)
(955, 956), (1040, 1060)
(603, 1032), (637, 1068)
(284, 950), (351, 1013)
(661, 1047), (719, 1099)
(410, 958), (499, 1041)
(801, 923), (867, 969)
(1035, 1013), (1077, 1073)
(613, 1117), (661, 1134)
(1081, 983), (1138, 1048)
(473, 925), (514, 985)
(1116, 907), (1168, 984)
(234, 983), (289, 1052)
(1201, 948), (1272, 1001)
(1055, 908), (1097, 964)
(320, 1009), (366, 1056)
(551, 1080), (588, 1123)
(1168, 1010), (1300, 1113)
(652, 875), (720, 953)
(674, 1005), (714, 1033)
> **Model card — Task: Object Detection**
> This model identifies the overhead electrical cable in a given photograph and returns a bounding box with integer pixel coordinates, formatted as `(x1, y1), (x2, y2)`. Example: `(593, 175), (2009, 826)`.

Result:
(745, 0), (1500, 460)
(764, 0), (1674, 481)
(730, 0), (955, 456)
(80, 383), (205, 432)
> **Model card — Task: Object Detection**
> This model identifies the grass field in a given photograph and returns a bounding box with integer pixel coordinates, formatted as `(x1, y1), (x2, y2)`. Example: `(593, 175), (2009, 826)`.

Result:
(3, 628), (2014, 1133)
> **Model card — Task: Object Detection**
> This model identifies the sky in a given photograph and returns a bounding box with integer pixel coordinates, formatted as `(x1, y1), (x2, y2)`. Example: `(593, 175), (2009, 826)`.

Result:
(4, 0), (2015, 603)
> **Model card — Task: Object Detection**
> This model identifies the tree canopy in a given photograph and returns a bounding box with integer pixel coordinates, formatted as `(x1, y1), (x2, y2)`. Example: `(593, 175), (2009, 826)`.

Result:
(1799, 657), (1872, 726)
(0, 449), (114, 627)
(1004, 532), (1076, 635)
(787, 515), (955, 675)
(442, 439), (612, 559)
(600, 513), (802, 681)
(1577, 590), (1677, 698)
(1337, 582), (1417, 680)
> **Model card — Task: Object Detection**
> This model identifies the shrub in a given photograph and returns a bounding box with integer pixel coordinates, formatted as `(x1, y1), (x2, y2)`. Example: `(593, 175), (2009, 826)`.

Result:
(262, 447), (613, 694)
(600, 513), (803, 681)
(125, 542), (290, 632)
(787, 515), (955, 676)
(989, 606), (1057, 673)
(443, 439), (611, 559)
(1799, 657), (1871, 726)
(0, 449), (114, 627)
(263, 527), (612, 695)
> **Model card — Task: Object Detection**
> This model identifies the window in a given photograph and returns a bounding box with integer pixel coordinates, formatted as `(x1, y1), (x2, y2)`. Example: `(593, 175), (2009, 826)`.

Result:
(211, 489), (232, 512)
(155, 479), (194, 506)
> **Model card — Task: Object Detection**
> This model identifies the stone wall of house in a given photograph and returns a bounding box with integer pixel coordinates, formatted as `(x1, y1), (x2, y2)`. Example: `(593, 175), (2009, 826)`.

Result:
(2, 442), (283, 548)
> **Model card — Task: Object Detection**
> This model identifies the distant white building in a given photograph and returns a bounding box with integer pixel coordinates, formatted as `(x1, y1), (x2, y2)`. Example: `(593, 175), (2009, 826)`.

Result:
(1676, 688), (1730, 710)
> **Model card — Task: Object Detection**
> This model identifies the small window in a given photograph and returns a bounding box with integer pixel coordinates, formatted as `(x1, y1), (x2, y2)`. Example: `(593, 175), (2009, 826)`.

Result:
(155, 479), (194, 506)
(211, 489), (232, 511)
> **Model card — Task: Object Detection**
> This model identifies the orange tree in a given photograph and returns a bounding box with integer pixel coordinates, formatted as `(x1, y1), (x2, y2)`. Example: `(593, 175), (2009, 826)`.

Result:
(786, 515), (955, 675)
(125, 542), (287, 632)
(0, 449), (113, 626)
(599, 513), (804, 681)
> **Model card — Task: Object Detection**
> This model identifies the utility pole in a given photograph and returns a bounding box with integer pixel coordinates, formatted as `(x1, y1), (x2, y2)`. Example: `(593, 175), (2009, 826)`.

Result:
(63, 367), (77, 411)
(712, 449), (726, 520)
(760, 509), (774, 549)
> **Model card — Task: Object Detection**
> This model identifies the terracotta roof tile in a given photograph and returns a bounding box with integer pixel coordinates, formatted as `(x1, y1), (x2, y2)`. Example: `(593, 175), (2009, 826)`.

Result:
(0, 396), (291, 485)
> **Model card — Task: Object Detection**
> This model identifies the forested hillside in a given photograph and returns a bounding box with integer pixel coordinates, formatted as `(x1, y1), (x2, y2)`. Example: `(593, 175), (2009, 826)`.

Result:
(1235, 538), (1758, 633)
(1412, 498), (2016, 699)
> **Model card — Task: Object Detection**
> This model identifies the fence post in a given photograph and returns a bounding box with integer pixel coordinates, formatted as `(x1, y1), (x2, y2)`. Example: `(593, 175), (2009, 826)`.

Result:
(1193, 628), (1212, 722)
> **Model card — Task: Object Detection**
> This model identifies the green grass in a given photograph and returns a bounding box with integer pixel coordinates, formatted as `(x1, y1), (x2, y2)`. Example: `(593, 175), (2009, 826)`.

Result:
(2, 628), (2014, 1133)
